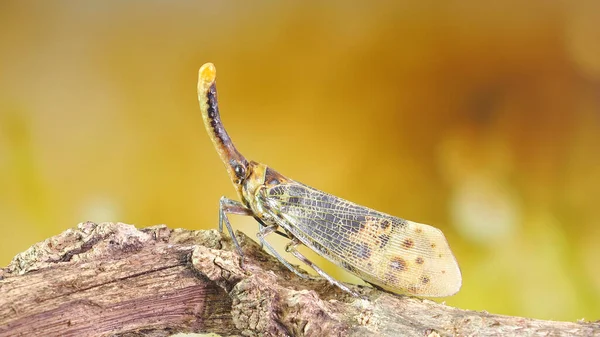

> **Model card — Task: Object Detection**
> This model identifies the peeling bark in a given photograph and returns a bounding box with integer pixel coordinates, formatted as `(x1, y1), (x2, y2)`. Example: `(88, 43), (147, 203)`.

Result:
(0, 222), (597, 337)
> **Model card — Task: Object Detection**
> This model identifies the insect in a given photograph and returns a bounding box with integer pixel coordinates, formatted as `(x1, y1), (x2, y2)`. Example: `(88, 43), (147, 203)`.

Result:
(197, 63), (461, 297)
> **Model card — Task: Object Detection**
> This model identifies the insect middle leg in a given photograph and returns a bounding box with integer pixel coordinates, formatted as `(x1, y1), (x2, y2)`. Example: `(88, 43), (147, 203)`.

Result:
(219, 196), (253, 256)
(256, 225), (313, 279)
(285, 238), (359, 296)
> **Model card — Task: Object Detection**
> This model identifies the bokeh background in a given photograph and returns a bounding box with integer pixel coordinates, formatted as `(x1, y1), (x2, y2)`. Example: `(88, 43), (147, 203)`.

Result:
(1, 1), (599, 322)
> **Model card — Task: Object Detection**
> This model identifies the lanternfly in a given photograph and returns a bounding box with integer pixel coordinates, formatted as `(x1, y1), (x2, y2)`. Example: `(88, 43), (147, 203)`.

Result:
(197, 63), (461, 297)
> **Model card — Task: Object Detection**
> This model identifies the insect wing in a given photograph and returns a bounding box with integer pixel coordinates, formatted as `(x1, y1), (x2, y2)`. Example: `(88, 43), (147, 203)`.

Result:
(262, 182), (462, 297)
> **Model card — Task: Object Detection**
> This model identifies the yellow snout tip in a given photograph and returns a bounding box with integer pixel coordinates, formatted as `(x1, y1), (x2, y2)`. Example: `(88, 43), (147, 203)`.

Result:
(198, 63), (217, 91)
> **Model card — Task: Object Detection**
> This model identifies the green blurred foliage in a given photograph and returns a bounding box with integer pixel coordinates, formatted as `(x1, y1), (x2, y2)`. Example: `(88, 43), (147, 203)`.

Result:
(1, 1), (599, 321)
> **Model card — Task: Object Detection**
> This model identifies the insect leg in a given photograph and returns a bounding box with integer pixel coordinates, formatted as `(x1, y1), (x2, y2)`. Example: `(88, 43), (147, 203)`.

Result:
(219, 196), (253, 256)
(285, 239), (359, 297)
(256, 225), (313, 279)
(253, 217), (291, 243)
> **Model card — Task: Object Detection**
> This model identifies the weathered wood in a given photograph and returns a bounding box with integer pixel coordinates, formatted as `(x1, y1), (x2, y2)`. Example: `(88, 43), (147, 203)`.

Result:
(0, 222), (597, 337)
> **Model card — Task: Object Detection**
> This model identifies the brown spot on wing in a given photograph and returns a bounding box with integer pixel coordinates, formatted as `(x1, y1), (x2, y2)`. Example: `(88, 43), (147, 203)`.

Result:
(390, 257), (407, 271)
(380, 219), (391, 230)
(415, 257), (424, 265)
(402, 238), (414, 249)
(352, 216), (395, 250)
(420, 276), (430, 284)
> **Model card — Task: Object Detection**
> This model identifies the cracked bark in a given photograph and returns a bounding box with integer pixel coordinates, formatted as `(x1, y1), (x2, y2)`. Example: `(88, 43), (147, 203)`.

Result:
(0, 222), (597, 337)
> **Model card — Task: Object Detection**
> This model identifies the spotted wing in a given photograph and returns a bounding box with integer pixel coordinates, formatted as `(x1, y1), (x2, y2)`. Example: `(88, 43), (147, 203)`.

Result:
(263, 182), (462, 297)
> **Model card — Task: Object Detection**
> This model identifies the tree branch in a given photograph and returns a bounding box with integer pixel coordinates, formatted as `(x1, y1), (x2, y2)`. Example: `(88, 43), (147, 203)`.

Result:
(0, 222), (597, 336)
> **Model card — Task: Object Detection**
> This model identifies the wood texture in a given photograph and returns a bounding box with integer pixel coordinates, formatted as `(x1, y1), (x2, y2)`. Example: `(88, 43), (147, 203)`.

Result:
(0, 222), (597, 337)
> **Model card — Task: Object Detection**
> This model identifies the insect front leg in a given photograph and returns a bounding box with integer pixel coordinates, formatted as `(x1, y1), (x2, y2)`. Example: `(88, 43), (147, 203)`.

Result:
(219, 196), (253, 256)
(256, 225), (313, 279)
(285, 238), (360, 297)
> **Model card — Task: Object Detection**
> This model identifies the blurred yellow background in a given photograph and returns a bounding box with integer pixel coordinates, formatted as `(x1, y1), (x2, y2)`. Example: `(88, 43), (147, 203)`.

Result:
(1, 1), (599, 322)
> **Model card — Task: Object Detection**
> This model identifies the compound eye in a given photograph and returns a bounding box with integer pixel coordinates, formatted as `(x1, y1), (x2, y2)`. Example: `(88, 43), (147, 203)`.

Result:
(234, 164), (246, 180)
